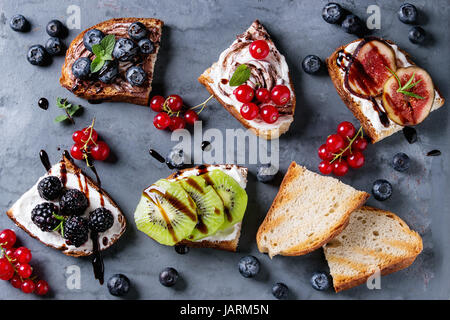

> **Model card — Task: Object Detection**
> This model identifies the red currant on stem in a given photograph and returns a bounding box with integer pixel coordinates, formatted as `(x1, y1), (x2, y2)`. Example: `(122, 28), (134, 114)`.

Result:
(233, 84), (254, 103)
(333, 159), (349, 176)
(150, 95), (165, 112)
(17, 263), (32, 278)
(166, 95), (183, 112)
(184, 110), (199, 125)
(5, 248), (17, 263)
(0, 229), (16, 248)
(249, 39), (270, 59)
(270, 85), (290, 106)
(260, 105), (279, 124)
(70, 143), (85, 160)
(35, 280), (49, 296)
(319, 160), (333, 175)
(14, 247), (32, 264)
(10, 275), (23, 289)
(91, 141), (110, 161)
(153, 112), (171, 130)
(347, 151), (365, 169)
(326, 134), (345, 154)
(21, 279), (35, 294)
(255, 88), (271, 103)
(81, 127), (98, 145)
(0, 257), (14, 279)
(337, 121), (356, 139)
(353, 137), (368, 151)
(169, 116), (186, 131)
(318, 144), (333, 161)
(240, 103), (259, 120)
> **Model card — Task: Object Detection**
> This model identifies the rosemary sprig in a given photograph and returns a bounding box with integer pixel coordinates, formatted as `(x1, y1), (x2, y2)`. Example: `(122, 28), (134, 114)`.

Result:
(386, 67), (424, 99)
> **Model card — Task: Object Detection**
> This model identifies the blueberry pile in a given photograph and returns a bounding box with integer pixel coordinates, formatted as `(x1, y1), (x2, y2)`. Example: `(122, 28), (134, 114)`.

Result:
(321, 3), (365, 35)
(397, 3), (426, 44)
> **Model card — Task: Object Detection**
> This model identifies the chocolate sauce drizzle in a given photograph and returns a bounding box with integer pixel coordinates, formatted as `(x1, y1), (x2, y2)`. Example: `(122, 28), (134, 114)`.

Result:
(39, 150), (51, 172)
(149, 149), (165, 163)
(91, 232), (104, 285)
(403, 127), (418, 144)
(201, 141), (211, 151)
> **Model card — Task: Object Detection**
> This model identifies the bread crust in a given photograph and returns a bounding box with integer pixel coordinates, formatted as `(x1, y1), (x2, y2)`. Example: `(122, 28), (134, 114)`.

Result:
(6, 154), (127, 257)
(326, 38), (445, 143)
(60, 18), (163, 106)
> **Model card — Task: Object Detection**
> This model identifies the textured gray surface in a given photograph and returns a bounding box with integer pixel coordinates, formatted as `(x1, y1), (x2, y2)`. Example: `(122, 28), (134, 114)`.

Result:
(0, 0), (448, 300)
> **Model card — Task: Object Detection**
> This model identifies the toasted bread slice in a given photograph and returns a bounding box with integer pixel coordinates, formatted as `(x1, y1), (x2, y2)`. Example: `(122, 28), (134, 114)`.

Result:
(199, 20), (296, 140)
(166, 164), (248, 252)
(323, 206), (423, 292)
(256, 162), (369, 258)
(60, 18), (163, 106)
(6, 153), (126, 257)
(326, 38), (445, 143)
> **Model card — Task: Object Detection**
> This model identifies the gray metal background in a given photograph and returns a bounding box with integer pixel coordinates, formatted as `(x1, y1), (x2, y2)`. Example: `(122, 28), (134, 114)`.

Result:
(0, 0), (448, 300)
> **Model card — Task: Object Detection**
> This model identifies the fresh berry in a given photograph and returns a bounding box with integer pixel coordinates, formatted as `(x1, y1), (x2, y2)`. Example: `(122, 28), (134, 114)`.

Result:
(238, 255), (260, 278)
(326, 134), (345, 153)
(128, 21), (148, 41)
(174, 244), (189, 255)
(240, 103), (259, 120)
(166, 148), (186, 169)
(319, 160), (333, 175)
(27, 45), (50, 66)
(5, 248), (17, 263)
(333, 159), (349, 176)
(35, 280), (50, 296)
(398, 3), (418, 24)
(233, 85), (254, 103)
(107, 274), (130, 297)
(392, 152), (410, 172)
(256, 163), (278, 183)
(184, 110), (199, 125)
(353, 137), (368, 151)
(154, 112), (171, 130)
(372, 179), (393, 201)
(0, 267), (14, 281)
(14, 247), (32, 264)
(81, 127), (98, 144)
(21, 279), (35, 294)
(72, 131), (83, 143)
(37, 176), (63, 201)
(45, 37), (65, 56)
(60, 189), (89, 216)
(113, 38), (139, 62)
(159, 267), (179, 287)
(409, 26), (426, 44)
(318, 144), (333, 161)
(249, 40), (270, 59)
(70, 143), (85, 160)
(337, 121), (356, 139)
(46, 19), (66, 38)
(272, 282), (289, 299)
(260, 105), (279, 124)
(270, 85), (290, 105)
(0, 258), (14, 278)
(347, 151), (365, 169)
(302, 55), (323, 74)
(166, 95), (183, 112)
(91, 141), (110, 161)
(17, 263), (33, 278)
(38, 98), (49, 110)
(98, 60), (119, 84)
(9, 14), (30, 32)
(169, 116), (186, 131)
(0, 229), (16, 248)
(310, 271), (332, 291)
(126, 66), (147, 86)
(64, 216), (89, 247)
(72, 57), (91, 80)
(322, 2), (346, 24)
(150, 95), (165, 112)
(31, 202), (60, 232)
(138, 38), (154, 54)
(88, 207), (114, 233)
(10, 275), (23, 289)
(255, 88), (270, 103)
(341, 14), (364, 35)
(83, 29), (105, 52)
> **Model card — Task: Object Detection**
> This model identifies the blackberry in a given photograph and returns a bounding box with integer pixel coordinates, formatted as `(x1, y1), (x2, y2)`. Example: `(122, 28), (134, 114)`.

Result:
(31, 203), (59, 232)
(37, 176), (63, 200)
(88, 207), (114, 233)
(64, 216), (89, 247)
(59, 189), (89, 216)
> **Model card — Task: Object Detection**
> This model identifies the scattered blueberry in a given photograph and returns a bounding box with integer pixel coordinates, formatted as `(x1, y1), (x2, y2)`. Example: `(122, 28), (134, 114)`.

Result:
(310, 271), (332, 291)
(46, 19), (66, 38)
(398, 3), (418, 24)
(166, 148), (186, 169)
(9, 14), (30, 32)
(392, 153), (410, 172)
(98, 60), (119, 84)
(113, 37), (139, 62)
(45, 37), (65, 56)
(372, 179), (393, 201)
(302, 55), (323, 74)
(175, 244), (189, 255)
(256, 163), (278, 183)
(126, 66), (147, 86)
(128, 22), (148, 41)
(409, 26), (426, 44)
(159, 267), (179, 287)
(138, 38), (154, 54)
(83, 29), (105, 52)
(272, 282), (289, 299)
(72, 57), (91, 80)
(238, 255), (260, 278)
(341, 14), (364, 35)
(322, 2), (346, 24)
(107, 274), (130, 297)
(27, 45), (50, 66)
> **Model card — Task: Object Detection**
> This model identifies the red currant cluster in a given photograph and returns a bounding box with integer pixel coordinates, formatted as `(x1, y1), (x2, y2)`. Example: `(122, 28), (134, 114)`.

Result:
(318, 121), (368, 176)
(70, 118), (110, 164)
(0, 229), (49, 295)
(150, 94), (206, 131)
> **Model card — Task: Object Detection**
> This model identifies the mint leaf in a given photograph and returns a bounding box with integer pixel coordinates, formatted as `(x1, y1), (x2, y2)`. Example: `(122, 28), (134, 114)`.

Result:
(229, 64), (251, 87)
(54, 114), (69, 123)
(90, 56), (104, 73)
(101, 34), (116, 56)
(92, 44), (104, 57)
(67, 104), (81, 116)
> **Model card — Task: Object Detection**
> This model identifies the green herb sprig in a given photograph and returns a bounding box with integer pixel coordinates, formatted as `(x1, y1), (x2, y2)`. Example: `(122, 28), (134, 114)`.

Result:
(52, 213), (67, 237)
(90, 34), (116, 73)
(54, 97), (82, 124)
(386, 67), (424, 99)
(229, 64), (251, 87)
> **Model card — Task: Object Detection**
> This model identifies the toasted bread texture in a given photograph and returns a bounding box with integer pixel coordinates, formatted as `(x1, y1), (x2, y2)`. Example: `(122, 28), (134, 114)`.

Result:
(198, 20), (296, 140)
(6, 154), (126, 257)
(60, 18), (163, 106)
(256, 162), (369, 258)
(326, 38), (445, 143)
(323, 206), (423, 292)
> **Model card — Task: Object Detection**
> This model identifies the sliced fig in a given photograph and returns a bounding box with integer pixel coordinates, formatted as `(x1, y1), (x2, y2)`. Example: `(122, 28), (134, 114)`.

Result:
(382, 66), (434, 126)
(345, 39), (397, 97)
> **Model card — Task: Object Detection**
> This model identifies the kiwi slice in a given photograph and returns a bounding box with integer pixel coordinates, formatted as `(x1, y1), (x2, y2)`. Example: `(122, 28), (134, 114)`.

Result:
(134, 179), (198, 246)
(202, 170), (248, 230)
(178, 175), (225, 241)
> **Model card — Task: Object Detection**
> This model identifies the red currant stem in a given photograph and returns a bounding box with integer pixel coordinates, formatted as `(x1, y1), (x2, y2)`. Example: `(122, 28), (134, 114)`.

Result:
(330, 127), (364, 164)
(162, 98), (175, 116)
(190, 95), (214, 111)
